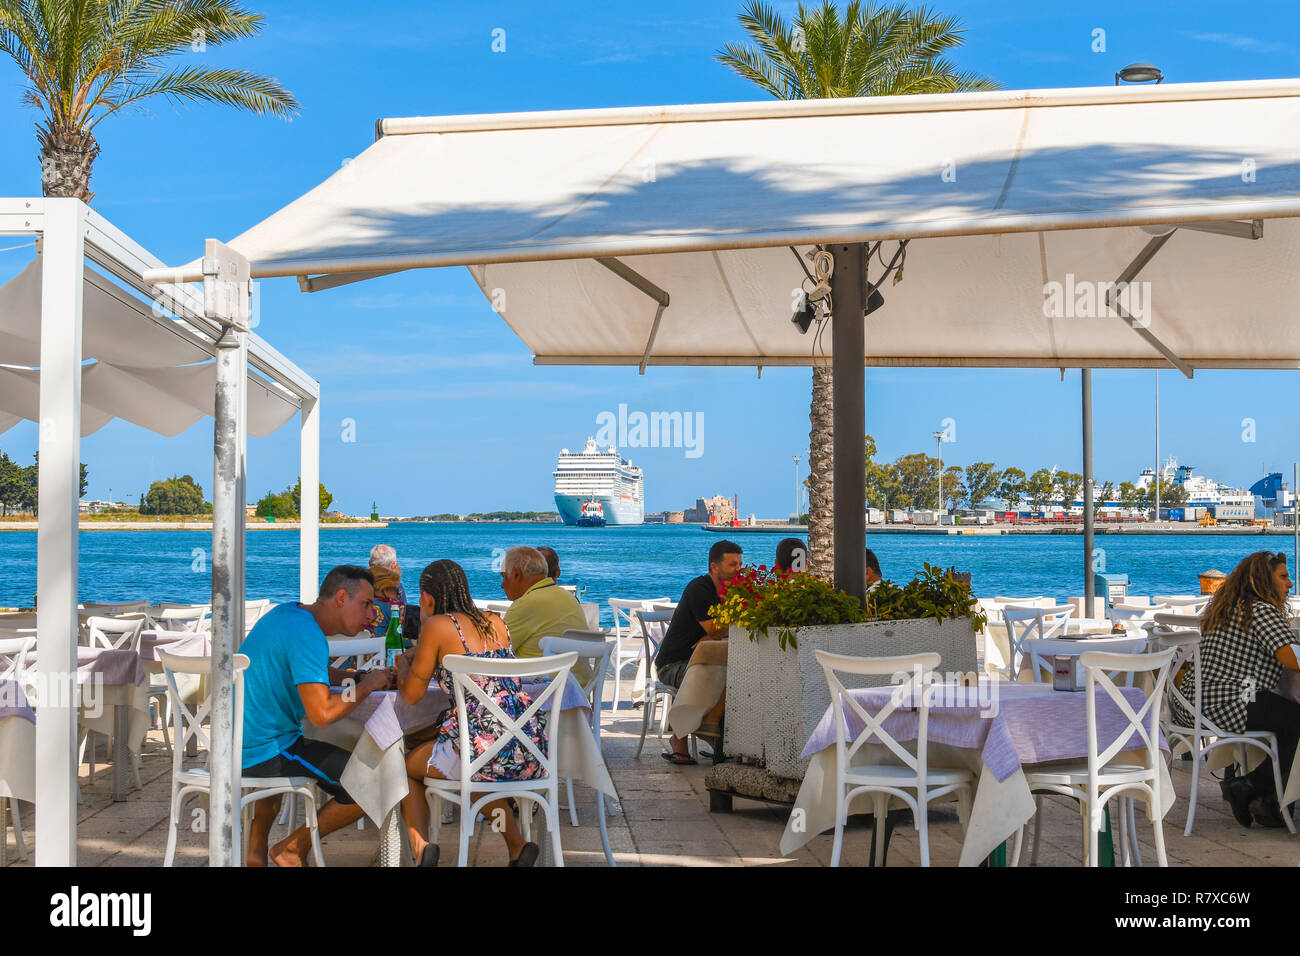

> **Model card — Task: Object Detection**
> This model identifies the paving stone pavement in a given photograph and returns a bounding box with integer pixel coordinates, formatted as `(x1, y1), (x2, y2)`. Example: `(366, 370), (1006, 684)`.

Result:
(4, 679), (1298, 867)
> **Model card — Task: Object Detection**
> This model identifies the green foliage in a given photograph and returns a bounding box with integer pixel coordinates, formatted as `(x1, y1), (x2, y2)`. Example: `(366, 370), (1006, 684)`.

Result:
(0, 450), (86, 515)
(865, 563), (987, 632)
(997, 467), (1026, 511)
(140, 475), (209, 515)
(710, 565), (867, 650)
(256, 477), (332, 519)
(964, 462), (1002, 509)
(0, 0), (299, 137)
(710, 562), (985, 651)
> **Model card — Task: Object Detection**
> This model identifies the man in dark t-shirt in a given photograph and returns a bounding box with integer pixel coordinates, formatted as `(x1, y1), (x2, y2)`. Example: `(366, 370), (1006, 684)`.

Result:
(655, 539), (742, 764)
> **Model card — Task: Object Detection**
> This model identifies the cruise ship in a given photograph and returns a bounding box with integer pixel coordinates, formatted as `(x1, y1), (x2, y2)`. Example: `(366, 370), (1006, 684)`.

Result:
(554, 438), (645, 526)
(1136, 457), (1255, 509)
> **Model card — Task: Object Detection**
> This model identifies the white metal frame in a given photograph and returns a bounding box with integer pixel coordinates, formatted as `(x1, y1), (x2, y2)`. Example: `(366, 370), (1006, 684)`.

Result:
(1, 198), (320, 866)
(1001, 604), (1074, 680)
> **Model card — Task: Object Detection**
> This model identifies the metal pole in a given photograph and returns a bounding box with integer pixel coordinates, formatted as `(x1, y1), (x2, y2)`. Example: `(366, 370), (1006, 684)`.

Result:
(204, 240), (250, 867)
(936, 433), (944, 512)
(831, 243), (867, 605)
(1082, 370), (1096, 617)
(35, 199), (84, 866)
(1293, 463), (1297, 594)
(792, 455), (800, 522)
(1154, 371), (1160, 523)
(300, 397), (321, 601)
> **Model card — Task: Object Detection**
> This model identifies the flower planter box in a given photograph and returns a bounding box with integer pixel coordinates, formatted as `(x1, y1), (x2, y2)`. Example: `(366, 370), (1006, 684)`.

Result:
(723, 618), (978, 780)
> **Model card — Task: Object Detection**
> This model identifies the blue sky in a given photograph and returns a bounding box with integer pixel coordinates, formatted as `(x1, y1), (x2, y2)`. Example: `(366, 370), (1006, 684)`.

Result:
(1, 0), (1298, 516)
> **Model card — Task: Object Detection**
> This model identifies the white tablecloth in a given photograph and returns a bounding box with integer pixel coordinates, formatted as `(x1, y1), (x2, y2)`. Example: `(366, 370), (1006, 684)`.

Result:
(780, 681), (1174, 866)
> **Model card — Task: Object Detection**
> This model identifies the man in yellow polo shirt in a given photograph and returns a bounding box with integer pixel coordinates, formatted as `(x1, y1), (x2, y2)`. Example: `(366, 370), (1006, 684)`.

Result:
(501, 546), (592, 684)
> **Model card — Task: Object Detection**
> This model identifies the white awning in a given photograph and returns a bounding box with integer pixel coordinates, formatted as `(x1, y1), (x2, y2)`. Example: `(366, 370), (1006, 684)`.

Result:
(146, 78), (1300, 372)
(0, 257), (300, 436)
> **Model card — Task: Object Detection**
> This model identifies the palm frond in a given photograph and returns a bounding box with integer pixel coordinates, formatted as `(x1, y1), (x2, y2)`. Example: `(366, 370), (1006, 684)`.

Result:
(88, 65), (298, 128)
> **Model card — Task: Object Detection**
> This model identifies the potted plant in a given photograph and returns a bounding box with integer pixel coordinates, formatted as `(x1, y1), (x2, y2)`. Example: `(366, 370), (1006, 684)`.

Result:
(714, 564), (986, 780)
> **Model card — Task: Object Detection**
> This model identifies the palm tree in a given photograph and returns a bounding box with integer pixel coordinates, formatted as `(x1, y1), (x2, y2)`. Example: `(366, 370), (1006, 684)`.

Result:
(0, 0), (298, 202)
(717, 0), (997, 577)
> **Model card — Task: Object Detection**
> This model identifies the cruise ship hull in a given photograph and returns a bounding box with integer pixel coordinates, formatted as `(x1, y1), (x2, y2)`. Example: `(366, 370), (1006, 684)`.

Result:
(556, 494), (643, 526)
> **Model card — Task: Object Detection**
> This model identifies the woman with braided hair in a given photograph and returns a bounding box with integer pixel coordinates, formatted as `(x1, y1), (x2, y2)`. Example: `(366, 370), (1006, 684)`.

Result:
(1179, 551), (1300, 828)
(395, 559), (545, 866)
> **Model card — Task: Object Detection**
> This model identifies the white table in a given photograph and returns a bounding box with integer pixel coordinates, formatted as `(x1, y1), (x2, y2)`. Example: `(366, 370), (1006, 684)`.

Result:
(781, 681), (1174, 866)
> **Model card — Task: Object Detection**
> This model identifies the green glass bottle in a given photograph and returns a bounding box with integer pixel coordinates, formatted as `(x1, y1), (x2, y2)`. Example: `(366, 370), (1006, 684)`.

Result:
(384, 602), (404, 667)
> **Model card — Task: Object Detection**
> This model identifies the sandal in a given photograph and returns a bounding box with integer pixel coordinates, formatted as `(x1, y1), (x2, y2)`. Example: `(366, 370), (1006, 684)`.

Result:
(509, 842), (540, 867)
(418, 844), (440, 867)
(661, 751), (697, 765)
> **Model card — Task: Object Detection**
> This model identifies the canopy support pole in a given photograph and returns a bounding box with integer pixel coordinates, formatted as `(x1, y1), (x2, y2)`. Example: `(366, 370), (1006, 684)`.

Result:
(830, 243), (867, 606)
(1082, 369), (1096, 618)
(596, 257), (670, 374)
(35, 199), (84, 866)
(300, 396), (320, 601)
(204, 240), (250, 867)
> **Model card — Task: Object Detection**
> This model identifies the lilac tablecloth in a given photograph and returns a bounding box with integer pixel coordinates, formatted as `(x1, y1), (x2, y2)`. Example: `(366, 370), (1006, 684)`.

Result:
(139, 630), (210, 663)
(802, 681), (1164, 783)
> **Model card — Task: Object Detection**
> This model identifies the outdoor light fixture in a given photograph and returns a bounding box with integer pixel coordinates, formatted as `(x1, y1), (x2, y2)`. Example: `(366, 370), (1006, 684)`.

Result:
(1115, 62), (1163, 85)
(792, 247), (835, 334)
(791, 297), (819, 334)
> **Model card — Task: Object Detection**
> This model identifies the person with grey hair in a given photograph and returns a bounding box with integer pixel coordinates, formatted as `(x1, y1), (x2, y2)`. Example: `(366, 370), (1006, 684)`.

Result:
(500, 545), (590, 683)
(368, 543), (407, 607)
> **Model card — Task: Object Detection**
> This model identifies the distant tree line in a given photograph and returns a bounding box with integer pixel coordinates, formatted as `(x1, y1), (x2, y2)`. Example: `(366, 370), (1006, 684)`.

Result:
(863, 437), (1189, 512)
(0, 449), (87, 515)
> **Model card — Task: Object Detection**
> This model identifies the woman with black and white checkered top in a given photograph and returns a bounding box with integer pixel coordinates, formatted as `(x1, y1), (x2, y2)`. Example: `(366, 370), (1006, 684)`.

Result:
(1178, 551), (1300, 828)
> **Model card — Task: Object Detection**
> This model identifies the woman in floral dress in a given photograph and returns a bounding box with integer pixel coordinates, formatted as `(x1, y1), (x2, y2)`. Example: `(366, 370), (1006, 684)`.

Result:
(396, 559), (547, 866)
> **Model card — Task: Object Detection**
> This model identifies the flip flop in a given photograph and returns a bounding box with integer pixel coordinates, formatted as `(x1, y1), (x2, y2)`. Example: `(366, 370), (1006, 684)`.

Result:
(661, 751), (697, 765)
(419, 844), (440, 867)
(509, 842), (540, 867)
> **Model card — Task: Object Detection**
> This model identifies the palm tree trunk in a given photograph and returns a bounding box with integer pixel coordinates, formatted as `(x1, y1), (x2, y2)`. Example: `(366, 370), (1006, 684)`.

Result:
(807, 364), (834, 577)
(38, 124), (99, 202)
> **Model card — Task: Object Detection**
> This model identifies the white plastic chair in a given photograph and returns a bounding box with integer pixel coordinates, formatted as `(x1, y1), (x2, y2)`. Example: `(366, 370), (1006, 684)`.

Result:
(85, 614), (146, 652)
(609, 597), (668, 709)
(158, 649), (326, 867)
(540, 634), (617, 866)
(0, 635), (35, 864)
(580, 603), (601, 631)
(156, 605), (211, 632)
(327, 636), (386, 671)
(423, 650), (578, 867)
(1001, 605), (1073, 680)
(631, 609), (690, 759)
(1150, 622), (1297, 837)
(813, 650), (974, 867)
(245, 599), (272, 632)
(0, 633), (36, 690)
(1012, 648), (1177, 867)
(1153, 595), (1210, 614)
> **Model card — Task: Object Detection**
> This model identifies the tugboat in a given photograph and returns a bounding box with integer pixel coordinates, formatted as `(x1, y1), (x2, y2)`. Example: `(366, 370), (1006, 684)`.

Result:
(574, 499), (607, 527)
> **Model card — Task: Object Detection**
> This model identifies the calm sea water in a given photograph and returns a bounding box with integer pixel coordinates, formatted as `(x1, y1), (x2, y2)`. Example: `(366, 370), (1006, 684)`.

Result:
(0, 524), (1286, 623)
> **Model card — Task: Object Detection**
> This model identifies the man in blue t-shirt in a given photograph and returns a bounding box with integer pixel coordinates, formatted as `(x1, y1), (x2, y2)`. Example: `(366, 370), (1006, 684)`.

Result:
(242, 565), (393, 867)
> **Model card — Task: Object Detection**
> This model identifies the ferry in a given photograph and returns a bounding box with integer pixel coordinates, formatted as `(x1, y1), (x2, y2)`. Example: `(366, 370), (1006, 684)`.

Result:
(554, 438), (645, 526)
(1136, 457), (1254, 510)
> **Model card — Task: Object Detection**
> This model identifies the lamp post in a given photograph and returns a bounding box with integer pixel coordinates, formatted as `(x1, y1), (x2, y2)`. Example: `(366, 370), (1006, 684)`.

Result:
(792, 454), (800, 521)
(934, 431), (944, 512)
(1115, 62), (1163, 85)
(1116, 61), (1164, 525)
